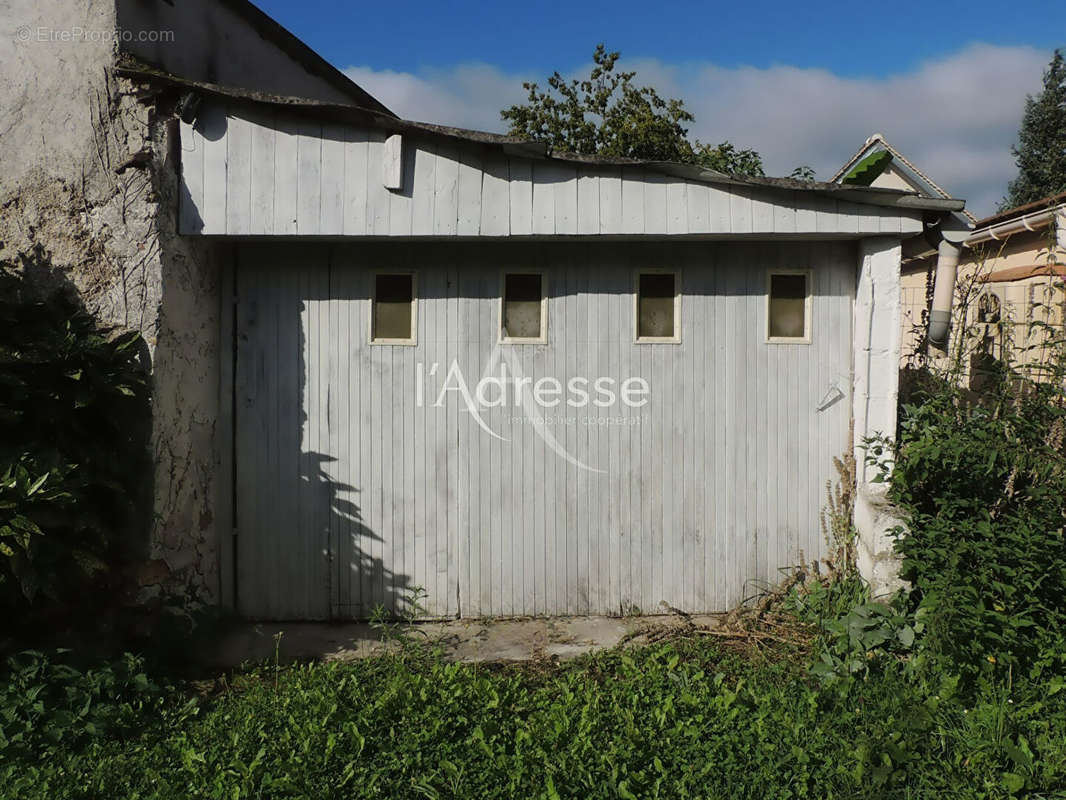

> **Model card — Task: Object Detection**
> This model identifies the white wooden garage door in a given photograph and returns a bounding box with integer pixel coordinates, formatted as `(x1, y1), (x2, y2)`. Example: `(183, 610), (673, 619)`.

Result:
(233, 240), (854, 619)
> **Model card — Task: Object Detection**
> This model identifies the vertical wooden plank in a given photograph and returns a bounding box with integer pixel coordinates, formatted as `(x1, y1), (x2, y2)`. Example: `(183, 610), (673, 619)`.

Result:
(792, 193), (814, 233)
(332, 259), (351, 614)
(547, 256), (562, 613)
(178, 119), (205, 234)
(643, 172), (668, 235)
(366, 131), (391, 235)
(200, 103), (229, 235)
(342, 129), (369, 236)
(577, 170), (600, 235)
(621, 168), (645, 233)
(296, 119), (322, 235)
(480, 152), (510, 236)
(411, 141), (437, 236)
(599, 167), (623, 234)
(707, 185), (731, 232)
(433, 146), (459, 236)
(324, 250), (342, 617)
(772, 194), (796, 234)
(279, 256), (303, 616)
(358, 262), (375, 615)
(857, 201), (881, 234)
(273, 118), (298, 235)
(686, 182), (710, 234)
(400, 254), (416, 613)
(877, 206), (903, 234)
(249, 112), (275, 235)
(564, 259), (579, 613)
(814, 195), (839, 234)
(666, 181), (688, 235)
(225, 114), (252, 235)
(532, 162), (556, 235)
(320, 124), (346, 235)
(750, 190), (775, 233)
(729, 186), (753, 234)
(508, 159), (533, 236)
(553, 165), (579, 235)
(836, 201), (861, 235)
(457, 154), (483, 235)
(743, 247), (760, 591)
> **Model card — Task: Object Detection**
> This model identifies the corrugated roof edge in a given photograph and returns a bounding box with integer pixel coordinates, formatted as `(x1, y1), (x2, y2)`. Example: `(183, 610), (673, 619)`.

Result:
(118, 58), (965, 214)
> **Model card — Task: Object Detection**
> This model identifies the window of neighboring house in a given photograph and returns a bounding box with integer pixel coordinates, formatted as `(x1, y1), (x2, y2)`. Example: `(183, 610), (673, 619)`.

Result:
(370, 272), (417, 344)
(635, 270), (680, 342)
(767, 271), (811, 343)
(500, 272), (546, 343)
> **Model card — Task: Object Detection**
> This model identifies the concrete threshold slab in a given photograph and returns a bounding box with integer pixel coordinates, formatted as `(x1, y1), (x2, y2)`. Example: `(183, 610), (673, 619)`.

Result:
(207, 614), (724, 669)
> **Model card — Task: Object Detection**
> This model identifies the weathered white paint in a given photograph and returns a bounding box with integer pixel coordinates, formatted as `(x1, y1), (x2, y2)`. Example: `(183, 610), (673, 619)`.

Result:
(233, 240), (855, 619)
(852, 237), (903, 485)
(851, 238), (906, 595)
(181, 103), (924, 239)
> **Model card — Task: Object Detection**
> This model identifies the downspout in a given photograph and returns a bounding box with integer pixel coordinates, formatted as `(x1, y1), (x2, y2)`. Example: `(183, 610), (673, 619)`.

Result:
(925, 215), (972, 352)
(927, 238), (961, 350)
(926, 203), (1064, 350)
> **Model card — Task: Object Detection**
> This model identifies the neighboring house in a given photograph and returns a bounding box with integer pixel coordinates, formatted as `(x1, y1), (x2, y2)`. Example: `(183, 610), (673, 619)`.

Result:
(834, 136), (1065, 373)
(2, 2), (964, 619)
(832, 133), (977, 227)
(901, 195), (1066, 378)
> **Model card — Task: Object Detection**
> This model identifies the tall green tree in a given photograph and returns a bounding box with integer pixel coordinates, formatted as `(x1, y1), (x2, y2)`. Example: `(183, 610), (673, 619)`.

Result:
(501, 45), (764, 176)
(1002, 49), (1066, 210)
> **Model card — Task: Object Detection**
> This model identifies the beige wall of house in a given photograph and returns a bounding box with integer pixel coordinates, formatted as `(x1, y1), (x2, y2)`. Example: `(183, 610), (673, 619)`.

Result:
(900, 209), (1066, 371)
(868, 163), (918, 193)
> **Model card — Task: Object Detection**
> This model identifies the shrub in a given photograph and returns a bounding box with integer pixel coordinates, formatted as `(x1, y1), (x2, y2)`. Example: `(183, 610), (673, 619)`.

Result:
(872, 268), (1066, 686)
(0, 256), (150, 616)
(0, 649), (170, 759)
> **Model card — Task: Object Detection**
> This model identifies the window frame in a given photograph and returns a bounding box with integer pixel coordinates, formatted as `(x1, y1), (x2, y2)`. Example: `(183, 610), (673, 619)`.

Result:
(369, 270), (418, 346)
(633, 268), (682, 344)
(498, 271), (548, 345)
(765, 269), (812, 345)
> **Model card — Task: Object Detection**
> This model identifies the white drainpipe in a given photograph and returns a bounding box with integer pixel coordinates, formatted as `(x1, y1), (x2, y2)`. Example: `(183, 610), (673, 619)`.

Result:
(928, 203), (1063, 350)
(926, 215), (972, 351)
(927, 237), (961, 350)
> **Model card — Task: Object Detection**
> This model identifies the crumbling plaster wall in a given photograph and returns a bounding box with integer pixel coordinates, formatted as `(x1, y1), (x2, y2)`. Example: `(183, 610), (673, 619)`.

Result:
(852, 238), (907, 596)
(0, 0), (223, 601)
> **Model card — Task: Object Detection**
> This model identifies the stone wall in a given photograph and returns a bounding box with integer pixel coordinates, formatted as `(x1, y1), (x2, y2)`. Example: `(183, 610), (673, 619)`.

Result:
(0, 0), (224, 603)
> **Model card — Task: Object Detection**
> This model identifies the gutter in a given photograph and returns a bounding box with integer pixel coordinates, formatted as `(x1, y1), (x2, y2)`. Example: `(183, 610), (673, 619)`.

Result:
(966, 203), (1063, 246)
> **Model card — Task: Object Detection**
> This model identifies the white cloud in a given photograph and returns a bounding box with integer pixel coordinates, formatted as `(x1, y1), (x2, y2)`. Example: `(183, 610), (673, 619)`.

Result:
(345, 44), (1049, 217)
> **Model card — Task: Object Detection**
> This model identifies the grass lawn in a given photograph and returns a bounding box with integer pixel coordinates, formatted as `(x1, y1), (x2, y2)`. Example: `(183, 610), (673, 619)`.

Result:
(4, 630), (1065, 800)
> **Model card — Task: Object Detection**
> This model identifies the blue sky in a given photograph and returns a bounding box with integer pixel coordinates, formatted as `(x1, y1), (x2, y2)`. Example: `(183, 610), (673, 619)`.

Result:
(257, 0), (1064, 215)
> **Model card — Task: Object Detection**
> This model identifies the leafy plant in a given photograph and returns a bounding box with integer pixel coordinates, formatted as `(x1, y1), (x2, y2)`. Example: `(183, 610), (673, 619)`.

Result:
(810, 599), (922, 683)
(868, 242), (1066, 688)
(0, 649), (172, 758)
(501, 44), (765, 175)
(8, 637), (1066, 799)
(0, 254), (150, 614)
